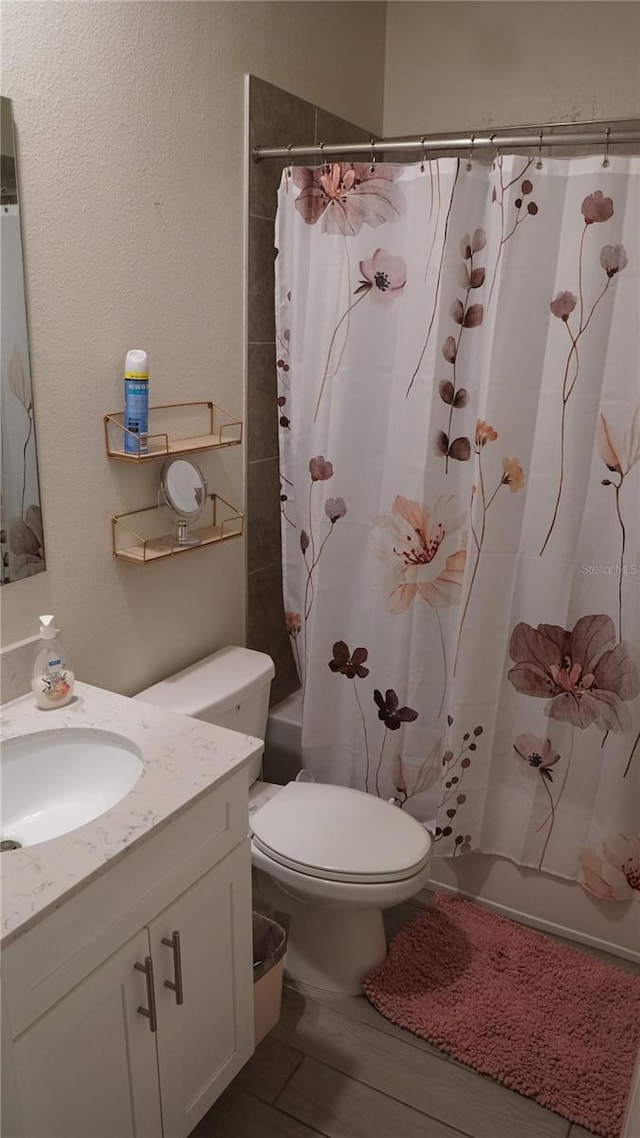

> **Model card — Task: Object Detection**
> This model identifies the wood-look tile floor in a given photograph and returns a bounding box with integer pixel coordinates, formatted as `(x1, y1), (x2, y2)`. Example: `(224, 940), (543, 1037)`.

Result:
(191, 903), (637, 1138)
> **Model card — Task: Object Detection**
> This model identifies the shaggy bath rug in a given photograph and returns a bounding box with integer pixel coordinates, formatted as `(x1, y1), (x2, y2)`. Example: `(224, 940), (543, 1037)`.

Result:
(364, 893), (640, 1138)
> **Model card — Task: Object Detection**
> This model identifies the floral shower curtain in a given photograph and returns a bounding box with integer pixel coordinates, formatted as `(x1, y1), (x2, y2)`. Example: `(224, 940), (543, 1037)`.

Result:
(275, 154), (640, 901)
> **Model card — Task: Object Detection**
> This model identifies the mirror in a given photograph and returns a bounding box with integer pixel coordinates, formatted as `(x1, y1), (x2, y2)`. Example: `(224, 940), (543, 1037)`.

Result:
(160, 458), (207, 545)
(1, 97), (45, 585)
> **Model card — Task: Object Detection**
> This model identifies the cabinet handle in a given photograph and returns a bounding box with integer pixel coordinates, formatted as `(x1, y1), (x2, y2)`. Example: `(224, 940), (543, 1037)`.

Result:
(161, 931), (184, 1006)
(134, 955), (158, 1032)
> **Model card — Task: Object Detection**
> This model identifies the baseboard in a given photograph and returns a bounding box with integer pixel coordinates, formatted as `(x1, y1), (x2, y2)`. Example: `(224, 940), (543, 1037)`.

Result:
(416, 881), (640, 966)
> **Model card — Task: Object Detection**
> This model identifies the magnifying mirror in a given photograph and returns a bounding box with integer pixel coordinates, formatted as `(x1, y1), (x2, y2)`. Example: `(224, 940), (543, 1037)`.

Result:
(159, 458), (207, 546)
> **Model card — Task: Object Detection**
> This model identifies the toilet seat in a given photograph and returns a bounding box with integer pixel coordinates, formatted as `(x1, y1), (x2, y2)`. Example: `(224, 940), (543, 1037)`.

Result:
(250, 781), (431, 885)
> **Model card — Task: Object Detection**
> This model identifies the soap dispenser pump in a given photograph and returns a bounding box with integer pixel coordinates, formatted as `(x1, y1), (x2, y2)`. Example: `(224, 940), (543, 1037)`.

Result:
(31, 615), (75, 709)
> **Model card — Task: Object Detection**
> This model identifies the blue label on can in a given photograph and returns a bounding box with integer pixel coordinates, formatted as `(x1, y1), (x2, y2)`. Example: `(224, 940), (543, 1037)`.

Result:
(124, 378), (149, 454)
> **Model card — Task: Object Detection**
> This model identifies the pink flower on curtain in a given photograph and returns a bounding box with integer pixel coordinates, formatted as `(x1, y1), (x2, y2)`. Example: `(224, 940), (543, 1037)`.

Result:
(292, 163), (405, 236)
(513, 734), (560, 781)
(374, 494), (467, 613)
(324, 497), (347, 523)
(513, 732), (563, 870)
(309, 455), (334, 481)
(284, 611), (301, 636)
(475, 420), (498, 446)
(501, 456), (525, 492)
(579, 835), (640, 901)
(392, 741), (442, 808)
(313, 249), (407, 421)
(581, 190), (614, 225)
(358, 249), (407, 306)
(508, 614), (640, 734)
(597, 406), (640, 647)
(539, 188), (628, 557)
(550, 291), (577, 321)
(597, 408), (640, 477)
(600, 244), (628, 278)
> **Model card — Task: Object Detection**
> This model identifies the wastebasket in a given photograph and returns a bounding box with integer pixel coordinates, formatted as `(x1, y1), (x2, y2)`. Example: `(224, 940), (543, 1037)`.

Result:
(253, 912), (287, 1045)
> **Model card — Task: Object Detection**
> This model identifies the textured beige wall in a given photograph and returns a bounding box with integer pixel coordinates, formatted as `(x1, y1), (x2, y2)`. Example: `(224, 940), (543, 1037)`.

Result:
(0, 1), (386, 691)
(384, 2), (640, 135)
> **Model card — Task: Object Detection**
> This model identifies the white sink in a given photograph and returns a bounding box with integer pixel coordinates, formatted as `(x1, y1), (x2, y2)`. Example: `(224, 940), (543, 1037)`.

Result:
(1, 728), (143, 848)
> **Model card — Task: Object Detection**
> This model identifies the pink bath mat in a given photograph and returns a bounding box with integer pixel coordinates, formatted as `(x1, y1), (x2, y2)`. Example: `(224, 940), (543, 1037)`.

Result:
(364, 893), (640, 1138)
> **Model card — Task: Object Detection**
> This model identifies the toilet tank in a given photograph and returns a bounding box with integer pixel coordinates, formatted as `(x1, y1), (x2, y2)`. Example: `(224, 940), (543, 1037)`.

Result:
(135, 647), (275, 784)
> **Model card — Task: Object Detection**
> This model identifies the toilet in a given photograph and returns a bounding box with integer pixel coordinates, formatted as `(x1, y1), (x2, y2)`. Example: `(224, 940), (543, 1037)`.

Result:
(136, 646), (431, 994)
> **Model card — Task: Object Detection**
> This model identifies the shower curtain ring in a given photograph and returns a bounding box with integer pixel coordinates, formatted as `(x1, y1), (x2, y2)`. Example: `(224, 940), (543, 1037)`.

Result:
(287, 143), (295, 175)
(420, 135), (427, 172)
(536, 130), (544, 170)
(369, 137), (377, 173)
(466, 133), (475, 172)
(318, 140), (327, 171)
(602, 126), (611, 168)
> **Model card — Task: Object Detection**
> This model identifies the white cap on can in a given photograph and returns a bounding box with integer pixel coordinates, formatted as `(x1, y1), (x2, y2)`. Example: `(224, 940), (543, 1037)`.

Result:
(124, 349), (148, 377)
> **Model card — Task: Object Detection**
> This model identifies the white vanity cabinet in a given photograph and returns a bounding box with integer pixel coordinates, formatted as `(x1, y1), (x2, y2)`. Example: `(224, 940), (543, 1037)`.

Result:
(10, 928), (164, 1138)
(2, 767), (255, 1138)
(150, 842), (253, 1138)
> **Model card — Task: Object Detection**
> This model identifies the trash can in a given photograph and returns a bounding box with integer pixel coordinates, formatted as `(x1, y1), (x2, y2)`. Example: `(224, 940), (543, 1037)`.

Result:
(252, 912), (287, 1045)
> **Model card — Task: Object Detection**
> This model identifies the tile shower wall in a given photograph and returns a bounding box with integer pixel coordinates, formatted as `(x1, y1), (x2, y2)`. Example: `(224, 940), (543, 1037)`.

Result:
(246, 76), (373, 707)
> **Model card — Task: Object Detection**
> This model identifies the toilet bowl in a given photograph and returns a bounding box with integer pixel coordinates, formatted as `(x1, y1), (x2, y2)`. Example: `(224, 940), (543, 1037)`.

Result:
(250, 779), (431, 993)
(136, 647), (431, 996)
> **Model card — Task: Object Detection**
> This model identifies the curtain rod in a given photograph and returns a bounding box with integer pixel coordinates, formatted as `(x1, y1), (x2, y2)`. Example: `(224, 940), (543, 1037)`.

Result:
(252, 126), (640, 162)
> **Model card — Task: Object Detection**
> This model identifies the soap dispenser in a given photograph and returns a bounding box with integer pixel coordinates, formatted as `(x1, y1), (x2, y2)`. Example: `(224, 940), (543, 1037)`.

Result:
(31, 615), (75, 709)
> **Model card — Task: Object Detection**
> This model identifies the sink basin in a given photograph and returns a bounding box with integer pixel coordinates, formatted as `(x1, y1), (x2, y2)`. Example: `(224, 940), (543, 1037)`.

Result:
(1, 728), (143, 848)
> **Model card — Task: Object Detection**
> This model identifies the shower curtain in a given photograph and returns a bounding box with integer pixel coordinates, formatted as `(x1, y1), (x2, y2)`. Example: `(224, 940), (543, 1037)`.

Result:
(275, 154), (640, 901)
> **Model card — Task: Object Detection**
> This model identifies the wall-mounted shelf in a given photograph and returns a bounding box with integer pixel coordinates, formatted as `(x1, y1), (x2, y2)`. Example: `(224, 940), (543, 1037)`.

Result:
(112, 494), (243, 565)
(104, 401), (242, 462)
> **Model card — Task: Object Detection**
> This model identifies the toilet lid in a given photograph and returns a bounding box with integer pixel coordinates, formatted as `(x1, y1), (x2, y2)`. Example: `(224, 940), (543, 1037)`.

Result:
(250, 782), (431, 883)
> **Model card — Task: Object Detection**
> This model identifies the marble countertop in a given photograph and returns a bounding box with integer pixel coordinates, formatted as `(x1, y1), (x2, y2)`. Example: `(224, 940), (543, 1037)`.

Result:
(0, 682), (262, 944)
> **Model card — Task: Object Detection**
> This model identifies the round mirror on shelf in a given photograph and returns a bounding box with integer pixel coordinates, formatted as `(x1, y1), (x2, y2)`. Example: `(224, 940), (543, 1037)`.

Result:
(159, 458), (207, 546)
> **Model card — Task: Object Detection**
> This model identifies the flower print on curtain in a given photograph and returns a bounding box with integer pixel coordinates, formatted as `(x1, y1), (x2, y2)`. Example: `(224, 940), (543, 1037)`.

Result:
(540, 191), (629, 556)
(293, 163), (405, 236)
(314, 249), (407, 421)
(275, 154), (640, 900)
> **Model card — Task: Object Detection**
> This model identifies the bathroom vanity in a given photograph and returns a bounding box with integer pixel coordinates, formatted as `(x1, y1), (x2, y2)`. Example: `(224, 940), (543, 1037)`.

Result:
(1, 683), (262, 1138)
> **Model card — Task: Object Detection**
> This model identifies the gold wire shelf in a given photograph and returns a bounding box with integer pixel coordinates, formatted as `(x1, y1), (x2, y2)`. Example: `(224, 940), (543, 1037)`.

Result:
(111, 494), (243, 565)
(104, 401), (242, 461)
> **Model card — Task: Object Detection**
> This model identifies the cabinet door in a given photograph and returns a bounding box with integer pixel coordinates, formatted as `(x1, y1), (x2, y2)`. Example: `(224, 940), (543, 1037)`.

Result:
(11, 928), (163, 1138)
(150, 839), (254, 1138)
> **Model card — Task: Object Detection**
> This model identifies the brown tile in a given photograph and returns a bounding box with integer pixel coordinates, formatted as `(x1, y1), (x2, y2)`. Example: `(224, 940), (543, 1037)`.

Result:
(190, 1083), (319, 1138)
(268, 644), (300, 711)
(247, 342), (279, 463)
(247, 562), (289, 659)
(247, 457), (281, 574)
(233, 1034), (303, 1105)
(246, 557), (298, 708)
(276, 1056), (465, 1138)
(315, 108), (375, 149)
(249, 76), (316, 220)
(248, 216), (276, 342)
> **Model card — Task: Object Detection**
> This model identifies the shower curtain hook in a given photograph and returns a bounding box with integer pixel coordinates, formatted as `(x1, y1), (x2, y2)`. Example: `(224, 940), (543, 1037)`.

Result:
(602, 126), (611, 168)
(489, 132), (499, 168)
(369, 137), (377, 174)
(318, 140), (327, 171)
(287, 143), (295, 176)
(466, 133), (475, 172)
(536, 130), (544, 170)
(420, 135), (427, 172)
